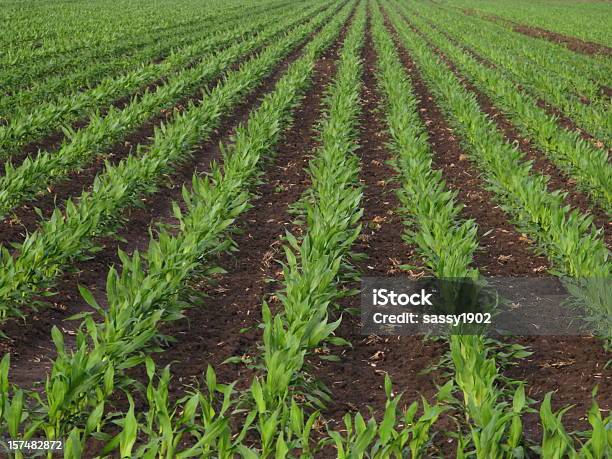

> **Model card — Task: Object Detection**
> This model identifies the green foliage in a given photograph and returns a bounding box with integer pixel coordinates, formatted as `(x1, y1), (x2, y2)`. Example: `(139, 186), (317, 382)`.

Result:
(402, 2), (612, 209)
(0, 1), (609, 457)
(0, 2), (354, 453)
(0, 2), (326, 158)
(327, 376), (448, 458)
(0, 3), (342, 321)
(386, 0), (611, 340)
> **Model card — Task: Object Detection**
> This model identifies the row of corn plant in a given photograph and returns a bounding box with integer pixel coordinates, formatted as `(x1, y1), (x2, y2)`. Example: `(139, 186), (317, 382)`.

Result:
(396, 2), (612, 213)
(0, 1), (226, 65)
(0, 2), (345, 322)
(447, 0), (612, 62)
(426, 4), (612, 89)
(407, 4), (611, 146)
(370, 1), (480, 281)
(82, 8), (367, 454)
(244, 4), (368, 453)
(0, 1), (325, 157)
(108, 361), (449, 458)
(371, 3), (528, 456)
(445, 334), (607, 458)
(427, 4), (611, 140)
(375, 3), (611, 457)
(1, 11), (204, 67)
(0, 0), (279, 98)
(385, 0), (612, 452)
(0, 3), (252, 120)
(385, 0), (611, 342)
(0, 5), (355, 456)
(93, 5), (372, 456)
(101, 359), (245, 458)
(0, 2), (337, 219)
(1, 16), (206, 94)
(236, 6), (450, 456)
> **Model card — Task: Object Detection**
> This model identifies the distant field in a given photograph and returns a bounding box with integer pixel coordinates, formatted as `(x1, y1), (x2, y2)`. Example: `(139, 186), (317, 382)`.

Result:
(440, 0), (612, 46)
(0, 0), (610, 457)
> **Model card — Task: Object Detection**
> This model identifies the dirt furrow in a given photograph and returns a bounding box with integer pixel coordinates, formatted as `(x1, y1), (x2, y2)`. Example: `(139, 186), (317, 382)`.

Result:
(314, 22), (447, 446)
(0, 12), (330, 249)
(385, 8), (610, 439)
(401, 16), (611, 247)
(0, 15), (347, 388)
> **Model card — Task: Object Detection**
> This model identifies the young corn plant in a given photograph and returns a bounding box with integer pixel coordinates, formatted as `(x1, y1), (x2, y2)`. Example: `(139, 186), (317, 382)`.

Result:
(0, 1), (265, 100)
(535, 391), (612, 458)
(0, 1), (326, 157)
(370, 0), (479, 282)
(241, 3), (367, 454)
(0, 0), (313, 123)
(0, 4), (342, 323)
(449, 335), (529, 459)
(99, 361), (245, 458)
(385, 0), (611, 342)
(326, 375), (450, 458)
(0, 2), (355, 452)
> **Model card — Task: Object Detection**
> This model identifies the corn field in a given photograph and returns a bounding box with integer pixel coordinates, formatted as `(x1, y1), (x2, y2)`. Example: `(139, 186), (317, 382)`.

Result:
(0, 0), (610, 457)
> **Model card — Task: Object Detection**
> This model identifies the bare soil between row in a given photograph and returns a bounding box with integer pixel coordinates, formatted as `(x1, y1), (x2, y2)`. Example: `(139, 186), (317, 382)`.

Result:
(1, 4), (609, 454)
(0, 10), (344, 388)
(461, 8), (612, 57)
(0, 8), (329, 249)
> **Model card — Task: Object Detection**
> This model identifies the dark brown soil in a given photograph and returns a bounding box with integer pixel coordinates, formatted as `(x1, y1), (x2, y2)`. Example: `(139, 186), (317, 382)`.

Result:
(385, 7), (611, 443)
(0, 13), (327, 249)
(313, 23), (449, 455)
(461, 8), (612, 57)
(401, 15), (611, 248)
(507, 335), (611, 439)
(0, 14), (343, 389)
